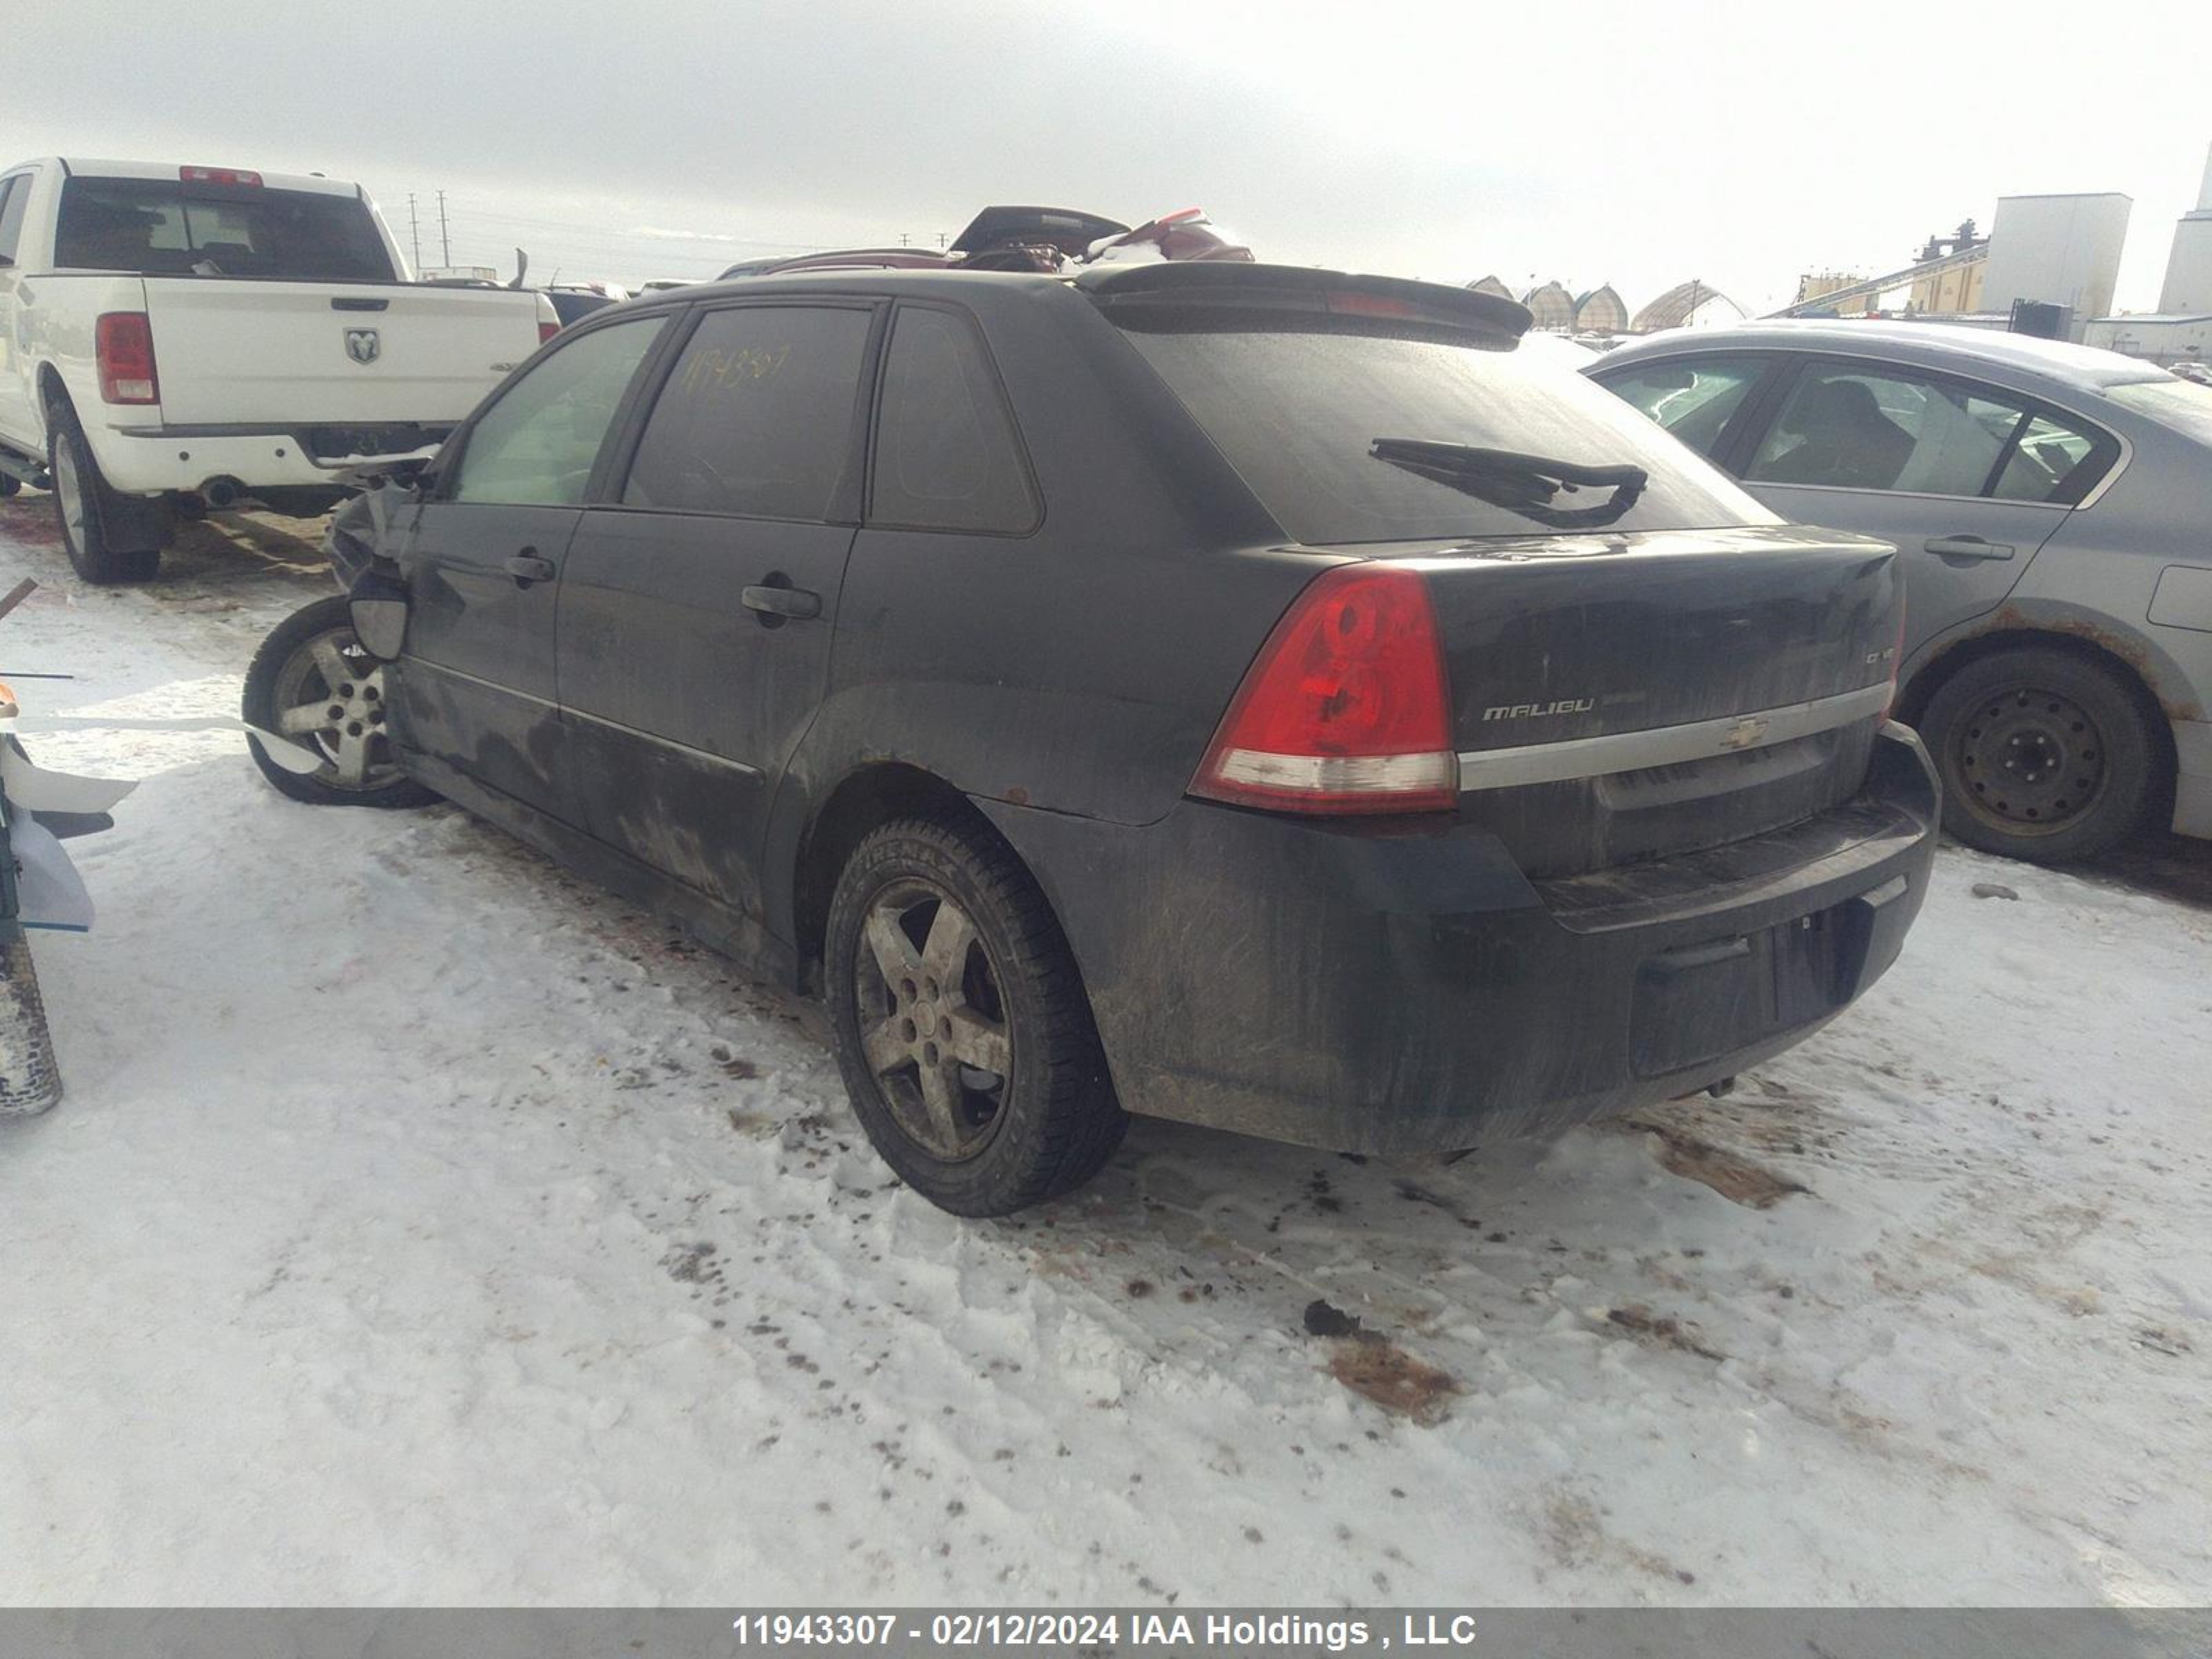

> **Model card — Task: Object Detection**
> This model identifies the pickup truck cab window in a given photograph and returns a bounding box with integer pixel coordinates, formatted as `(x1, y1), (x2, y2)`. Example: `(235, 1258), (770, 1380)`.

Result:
(451, 317), (665, 507)
(54, 176), (397, 281)
(620, 305), (873, 521)
(868, 304), (1039, 534)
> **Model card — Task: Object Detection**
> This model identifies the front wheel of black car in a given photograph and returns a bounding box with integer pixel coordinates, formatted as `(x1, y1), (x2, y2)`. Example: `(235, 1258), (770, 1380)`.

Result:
(825, 816), (1125, 1216)
(242, 594), (435, 809)
(1920, 646), (2159, 864)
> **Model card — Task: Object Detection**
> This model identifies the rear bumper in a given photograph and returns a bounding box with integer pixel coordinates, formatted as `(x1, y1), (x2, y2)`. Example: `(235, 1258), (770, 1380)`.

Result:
(91, 422), (452, 494)
(980, 722), (1940, 1155)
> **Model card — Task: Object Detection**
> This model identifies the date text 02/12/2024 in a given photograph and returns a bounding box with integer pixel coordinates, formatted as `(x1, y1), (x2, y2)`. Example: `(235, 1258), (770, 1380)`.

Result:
(727, 1611), (1484, 1649)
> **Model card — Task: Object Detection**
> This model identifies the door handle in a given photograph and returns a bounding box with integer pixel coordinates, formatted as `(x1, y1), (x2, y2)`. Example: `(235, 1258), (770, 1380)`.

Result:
(504, 551), (556, 586)
(1924, 536), (2014, 561)
(741, 583), (821, 621)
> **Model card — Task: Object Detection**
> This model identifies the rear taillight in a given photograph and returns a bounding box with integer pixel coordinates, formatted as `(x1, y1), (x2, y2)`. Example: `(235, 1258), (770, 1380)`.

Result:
(538, 319), (561, 344)
(180, 166), (262, 187)
(1191, 564), (1458, 815)
(95, 313), (159, 405)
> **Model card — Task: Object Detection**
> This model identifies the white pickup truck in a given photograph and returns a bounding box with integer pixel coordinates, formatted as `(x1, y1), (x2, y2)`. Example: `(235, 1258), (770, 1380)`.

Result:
(0, 158), (558, 581)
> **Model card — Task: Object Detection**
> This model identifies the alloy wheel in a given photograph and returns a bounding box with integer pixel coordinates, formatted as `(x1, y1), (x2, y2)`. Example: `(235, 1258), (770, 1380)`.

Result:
(271, 625), (405, 791)
(851, 879), (1014, 1161)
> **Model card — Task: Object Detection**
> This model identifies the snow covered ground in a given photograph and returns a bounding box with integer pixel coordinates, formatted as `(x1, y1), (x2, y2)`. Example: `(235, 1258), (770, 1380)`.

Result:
(2, 496), (2209, 1607)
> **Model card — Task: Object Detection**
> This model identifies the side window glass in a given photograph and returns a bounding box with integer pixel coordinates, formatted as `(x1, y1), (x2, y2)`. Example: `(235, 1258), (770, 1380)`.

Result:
(1599, 356), (1764, 459)
(1991, 411), (2112, 504)
(0, 178), (28, 266)
(452, 317), (664, 507)
(623, 306), (872, 521)
(1747, 366), (2027, 496)
(870, 306), (1039, 533)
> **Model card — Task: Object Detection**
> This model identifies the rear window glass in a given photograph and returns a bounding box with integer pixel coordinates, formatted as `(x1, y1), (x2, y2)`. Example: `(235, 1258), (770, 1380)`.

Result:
(2106, 377), (2212, 450)
(623, 306), (872, 522)
(54, 177), (396, 281)
(1116, 319), (1774, 544)
(869, 306), (1038, 533)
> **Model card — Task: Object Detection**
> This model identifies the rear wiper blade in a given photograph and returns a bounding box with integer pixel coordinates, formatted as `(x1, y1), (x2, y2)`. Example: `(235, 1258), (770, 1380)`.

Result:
(1369, 438), (1648, 531)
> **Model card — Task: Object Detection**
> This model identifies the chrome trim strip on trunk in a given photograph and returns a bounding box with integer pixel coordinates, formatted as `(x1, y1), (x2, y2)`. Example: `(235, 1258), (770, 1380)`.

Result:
(1456, 681), (1891, 793)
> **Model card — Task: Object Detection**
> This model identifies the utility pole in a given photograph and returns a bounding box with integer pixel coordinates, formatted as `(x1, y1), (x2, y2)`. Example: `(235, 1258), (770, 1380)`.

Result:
(406, 193), (422, 272)
(437, 189), (451, 267)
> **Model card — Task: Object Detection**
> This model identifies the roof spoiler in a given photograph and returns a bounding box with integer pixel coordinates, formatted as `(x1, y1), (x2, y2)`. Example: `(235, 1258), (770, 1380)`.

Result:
(1076, 262), (1534, 338)
(951, 205), (1131, 256)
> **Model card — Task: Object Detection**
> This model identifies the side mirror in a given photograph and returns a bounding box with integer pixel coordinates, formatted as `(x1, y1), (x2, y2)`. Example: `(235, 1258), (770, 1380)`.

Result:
(348, 567), (409, 661)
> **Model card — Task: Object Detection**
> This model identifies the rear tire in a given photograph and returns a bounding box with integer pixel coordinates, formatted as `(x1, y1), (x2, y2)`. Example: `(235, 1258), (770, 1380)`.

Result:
(242, 594), (435, 809)
(47, 399), (164, 583)
(1920, 646), (2158, 863)
(825, 815), (1125, 1216)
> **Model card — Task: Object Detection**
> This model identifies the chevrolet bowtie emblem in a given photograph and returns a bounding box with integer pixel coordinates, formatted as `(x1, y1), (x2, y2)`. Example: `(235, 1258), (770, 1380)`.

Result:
(1719, 715), (1771, 750)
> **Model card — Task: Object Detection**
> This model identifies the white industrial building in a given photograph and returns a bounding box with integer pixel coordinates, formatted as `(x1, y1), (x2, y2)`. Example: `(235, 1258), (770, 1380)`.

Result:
(2083, 143), (2212, 367)
(1980, 192), (2132, 341)
(2157, 144), (2212, 313)
(2082, 312), (2212, 367)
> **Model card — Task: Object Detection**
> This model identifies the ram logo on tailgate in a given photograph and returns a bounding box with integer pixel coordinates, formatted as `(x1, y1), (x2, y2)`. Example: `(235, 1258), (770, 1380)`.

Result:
(343, 328), (382, 366)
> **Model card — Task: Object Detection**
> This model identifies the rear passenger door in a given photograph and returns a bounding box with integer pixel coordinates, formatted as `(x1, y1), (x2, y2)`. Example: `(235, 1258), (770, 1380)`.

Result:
(1734, 357), (2118, 650)
(557, 299), (880, 917)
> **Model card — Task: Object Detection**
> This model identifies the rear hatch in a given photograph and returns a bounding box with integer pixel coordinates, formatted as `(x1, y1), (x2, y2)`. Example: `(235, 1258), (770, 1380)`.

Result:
(1407, 529), (1895, 874)
(1092, 265), (1902, 877)
(143, 279), (543, 428)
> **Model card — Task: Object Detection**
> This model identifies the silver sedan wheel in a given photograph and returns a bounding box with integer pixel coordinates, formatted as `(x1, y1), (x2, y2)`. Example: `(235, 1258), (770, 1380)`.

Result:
(270, 623), (404, 791)
(852, 879), (1014, 1162)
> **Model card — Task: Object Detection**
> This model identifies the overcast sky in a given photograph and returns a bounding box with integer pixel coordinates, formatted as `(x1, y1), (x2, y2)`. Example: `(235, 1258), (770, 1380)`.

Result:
(8, 0), (2206, 312)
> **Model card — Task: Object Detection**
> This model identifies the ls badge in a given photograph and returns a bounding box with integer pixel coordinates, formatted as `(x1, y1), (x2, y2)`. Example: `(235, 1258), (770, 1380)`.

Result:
(343, 328), (382, 365)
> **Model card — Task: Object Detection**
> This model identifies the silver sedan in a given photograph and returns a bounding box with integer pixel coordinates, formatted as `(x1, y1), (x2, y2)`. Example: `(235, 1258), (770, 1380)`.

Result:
(1589, 321), (2212, 863)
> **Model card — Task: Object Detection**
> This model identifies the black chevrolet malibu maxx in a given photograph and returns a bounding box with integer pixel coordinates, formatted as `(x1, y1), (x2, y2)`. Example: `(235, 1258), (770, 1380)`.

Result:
(245, 262), (1939, 1215)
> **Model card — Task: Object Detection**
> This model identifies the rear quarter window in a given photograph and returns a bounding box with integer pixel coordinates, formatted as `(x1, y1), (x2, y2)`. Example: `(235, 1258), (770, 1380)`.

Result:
(868, 305), (1039, 534)
(1116, 319), (1774, 545)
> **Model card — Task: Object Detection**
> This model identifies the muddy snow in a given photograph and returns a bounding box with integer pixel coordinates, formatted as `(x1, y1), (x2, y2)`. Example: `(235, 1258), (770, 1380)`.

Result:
(2, 496), (2208, 1606)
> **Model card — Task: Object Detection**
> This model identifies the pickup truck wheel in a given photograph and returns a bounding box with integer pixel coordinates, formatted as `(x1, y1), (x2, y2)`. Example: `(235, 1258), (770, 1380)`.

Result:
(1920, 646), (2157, 864)
(242, 595), (435, 809)
(826, 816), (1125, 1216)
(47, 402), (162, 583)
